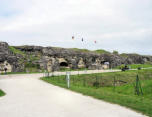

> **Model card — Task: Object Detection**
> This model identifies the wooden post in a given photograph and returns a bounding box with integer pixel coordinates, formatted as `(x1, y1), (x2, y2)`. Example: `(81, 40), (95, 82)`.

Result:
(135, 75), (143, 95)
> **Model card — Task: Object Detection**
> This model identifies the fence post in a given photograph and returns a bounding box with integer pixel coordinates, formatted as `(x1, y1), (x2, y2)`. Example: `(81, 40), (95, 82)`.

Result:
(135, 75), (143, 96)
(99, 73), (102, 87)
(66, 72), (70, 88)
(43, 70), (46, 77)
(78, 71), (79, 76)
(83, 77), (86, 87)
(72, 76), (75, 85)
(85, 69), (87, 74)
(45, 70), (49, 78)
(113, 76), (116, 92)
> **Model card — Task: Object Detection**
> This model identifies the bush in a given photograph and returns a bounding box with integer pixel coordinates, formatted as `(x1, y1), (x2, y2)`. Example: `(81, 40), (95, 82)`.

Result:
(25, 62), (40, 69)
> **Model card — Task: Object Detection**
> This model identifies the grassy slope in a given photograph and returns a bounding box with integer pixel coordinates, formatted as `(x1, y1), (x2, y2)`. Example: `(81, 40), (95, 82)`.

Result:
(0, 89), (5, 97)
(94, 49), (110, 54)
(9, 46), (26, 57)
(41, 69), (152, 117)
(115, 64), (152, 69)
(70, 48), (111, 54)
(129, 64), (152, 69)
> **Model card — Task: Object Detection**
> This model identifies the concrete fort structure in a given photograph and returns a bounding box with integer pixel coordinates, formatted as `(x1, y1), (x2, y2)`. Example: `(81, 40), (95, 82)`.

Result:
(0, 41), (152, 73)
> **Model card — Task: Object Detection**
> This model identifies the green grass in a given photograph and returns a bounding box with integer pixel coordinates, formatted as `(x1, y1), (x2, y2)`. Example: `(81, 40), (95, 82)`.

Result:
(115, 64), (152, 69)
(0, 89), (5, 97)
(76, 48), (110, 54)
(9, 46), (26, 57)
(59, 68), (88, 72)
(68, 48), (111, 54)
(25, 62), (40, 68)
(9, 46), (42, 72)
(0, 71), (44, 75)
(129, 64), (152, 69)
(9, 46), (40, 62)
(41, 69), (152, 117)
(71, 48), (90, 53)
(120, 53), (129, 58)
(94, 49), (110, 54)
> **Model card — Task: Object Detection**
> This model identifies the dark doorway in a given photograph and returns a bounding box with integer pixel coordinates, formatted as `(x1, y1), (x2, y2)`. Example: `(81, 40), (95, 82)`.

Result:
(60, 62), (68, 67)
(101, 61), (109, 65)
(101, 61), (106, 65)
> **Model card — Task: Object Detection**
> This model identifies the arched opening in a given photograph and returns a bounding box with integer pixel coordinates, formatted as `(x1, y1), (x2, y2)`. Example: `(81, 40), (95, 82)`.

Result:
(60, 62), (68, 67)
(101, 61), (110, 69)
(92, 58), (96, 63)
(101, 61), (106, 65)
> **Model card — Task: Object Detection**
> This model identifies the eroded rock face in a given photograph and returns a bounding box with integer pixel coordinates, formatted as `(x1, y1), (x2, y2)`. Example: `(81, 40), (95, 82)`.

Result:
(14, 45), (152, 71)
(0, 42), (9, 55)
(0, 42), (23, 72)
(1, 42), (152, 72)
(78, 58), (86, 68)
(14, 45), (111, 71)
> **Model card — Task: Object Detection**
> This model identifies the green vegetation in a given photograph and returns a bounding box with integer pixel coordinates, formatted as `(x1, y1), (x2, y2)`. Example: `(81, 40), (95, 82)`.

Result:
(129, 64), (152, 69)
(41, 69), (152, 117)
(120, 53), (128, 58)
(71, 48), (90, 53)
(70, 48), (111, 54)
(94, 49), (110, 54)
(115, 64), (152, 69)
(113, 50), (119, 54)
(0, 71), (44, 75)
(0, 89), (5, 97)
(24, 54), (42, 72)
(9, 46), (40, 61)
(60, 68), (88, 72)
(25, 62), (40, 69)
(9, 46), (42, 72)
(9, 46), (26, 57)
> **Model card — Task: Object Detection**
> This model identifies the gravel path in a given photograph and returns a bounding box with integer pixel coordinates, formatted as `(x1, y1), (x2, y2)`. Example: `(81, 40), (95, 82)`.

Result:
(0, 71), (146, 117)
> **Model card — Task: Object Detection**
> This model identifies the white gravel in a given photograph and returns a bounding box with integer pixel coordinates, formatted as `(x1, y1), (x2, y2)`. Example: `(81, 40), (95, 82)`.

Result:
(0, 72), (146, 117)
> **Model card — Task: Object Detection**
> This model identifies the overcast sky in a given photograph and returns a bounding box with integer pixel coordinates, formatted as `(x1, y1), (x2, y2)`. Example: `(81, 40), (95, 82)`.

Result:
(0, 0), (152, 55)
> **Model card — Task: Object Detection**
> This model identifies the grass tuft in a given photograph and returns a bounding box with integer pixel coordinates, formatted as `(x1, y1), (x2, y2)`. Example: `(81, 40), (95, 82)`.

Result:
(0, 89), (5, 97)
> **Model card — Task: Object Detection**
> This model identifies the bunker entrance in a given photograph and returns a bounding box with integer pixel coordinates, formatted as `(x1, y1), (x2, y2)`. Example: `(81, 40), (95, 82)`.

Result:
(101, 61), (107, 65)
(101, 61), (110, 69)
(60, 62), (68, 67)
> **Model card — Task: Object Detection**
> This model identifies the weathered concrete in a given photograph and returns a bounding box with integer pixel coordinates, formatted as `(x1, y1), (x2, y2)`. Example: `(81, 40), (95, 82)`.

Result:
(1, 41), (152, 73)
(13, 45), (152, 71)
(0, 42), (22, 73)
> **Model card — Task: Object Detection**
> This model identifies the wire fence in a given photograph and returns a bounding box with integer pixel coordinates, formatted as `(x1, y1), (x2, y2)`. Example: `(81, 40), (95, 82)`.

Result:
(44, 69), (152, 95)
(46, 72), (151, 86)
